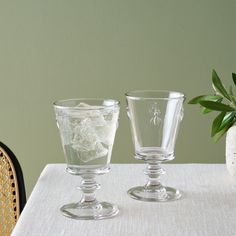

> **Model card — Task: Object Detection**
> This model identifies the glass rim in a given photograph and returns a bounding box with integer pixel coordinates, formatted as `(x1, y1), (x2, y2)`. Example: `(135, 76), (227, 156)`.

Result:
(125, 90), (185, 100)
(53, 98), (120, 110)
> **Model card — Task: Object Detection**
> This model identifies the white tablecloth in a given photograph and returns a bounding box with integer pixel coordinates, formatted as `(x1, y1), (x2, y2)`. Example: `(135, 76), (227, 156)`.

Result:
(11, 164), (236, 236)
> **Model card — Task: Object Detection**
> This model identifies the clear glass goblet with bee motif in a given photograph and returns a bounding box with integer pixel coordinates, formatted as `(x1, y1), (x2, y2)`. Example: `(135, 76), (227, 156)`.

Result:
(126, 90), (185, 202)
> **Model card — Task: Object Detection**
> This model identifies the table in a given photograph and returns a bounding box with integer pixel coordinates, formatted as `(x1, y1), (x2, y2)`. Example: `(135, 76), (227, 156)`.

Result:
(11, 164), (236, 236)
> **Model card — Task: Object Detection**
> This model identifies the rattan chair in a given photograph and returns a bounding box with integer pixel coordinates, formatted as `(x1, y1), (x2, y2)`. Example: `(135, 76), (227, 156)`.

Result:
(0, 142), (26, 236)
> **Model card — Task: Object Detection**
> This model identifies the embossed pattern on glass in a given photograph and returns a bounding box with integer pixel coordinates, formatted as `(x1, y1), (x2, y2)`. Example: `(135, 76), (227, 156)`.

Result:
(126, 90), (185, 202)
(149, 102), (162, 126)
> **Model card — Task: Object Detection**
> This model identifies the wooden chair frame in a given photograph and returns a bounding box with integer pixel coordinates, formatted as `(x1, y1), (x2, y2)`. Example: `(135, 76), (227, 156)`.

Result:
(0, 142), (26, 235)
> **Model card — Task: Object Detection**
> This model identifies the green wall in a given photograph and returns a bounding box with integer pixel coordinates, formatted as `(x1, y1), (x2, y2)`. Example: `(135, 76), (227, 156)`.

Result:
(0, 0), (235, 196)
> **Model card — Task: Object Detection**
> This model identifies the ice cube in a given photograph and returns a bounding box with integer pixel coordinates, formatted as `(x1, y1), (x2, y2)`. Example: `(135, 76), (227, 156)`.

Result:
(72, 118), (108, 162)
(76, 102), (103, 111)
(77, 102), (90, 107)
(95, 108), (119, 145)
(57, 102), (118, 163)
(103, 99), (115, 106)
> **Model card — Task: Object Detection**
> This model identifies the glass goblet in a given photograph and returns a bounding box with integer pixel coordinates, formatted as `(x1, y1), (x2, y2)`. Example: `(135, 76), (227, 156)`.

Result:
(126, 90), (185, 202)
(54, 98), (120, 220)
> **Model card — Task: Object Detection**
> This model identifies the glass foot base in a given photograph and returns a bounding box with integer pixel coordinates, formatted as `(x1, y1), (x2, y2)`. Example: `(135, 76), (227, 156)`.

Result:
(60, 201), (119, 220)
(127, 186), (182, 202)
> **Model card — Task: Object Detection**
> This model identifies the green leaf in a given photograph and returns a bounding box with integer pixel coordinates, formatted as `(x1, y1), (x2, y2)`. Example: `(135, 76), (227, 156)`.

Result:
(212, 69), (231, 101)
(201, 97), (223, 114)
(229, 86), (236, 107)
(202, 107), (213, 114)
(218, 112), (236, 131)
(211, 111), (226, 137)
(199, 101), (235, 112)
(188, 95), (222, 104)
(232, 73), (236, 86)
(213, 119), (235, 142)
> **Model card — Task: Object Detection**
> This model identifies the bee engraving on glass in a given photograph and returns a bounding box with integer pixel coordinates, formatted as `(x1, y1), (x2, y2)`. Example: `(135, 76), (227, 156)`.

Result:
(149, 102), (162, 126)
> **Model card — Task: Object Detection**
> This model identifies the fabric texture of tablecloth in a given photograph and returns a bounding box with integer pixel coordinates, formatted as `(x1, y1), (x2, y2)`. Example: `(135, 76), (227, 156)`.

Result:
(11, 164), (236, 236)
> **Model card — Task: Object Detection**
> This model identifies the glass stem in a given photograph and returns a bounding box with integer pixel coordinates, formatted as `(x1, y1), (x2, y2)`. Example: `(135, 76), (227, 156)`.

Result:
(78, 175), (100, 203)
(144, 161), (166, 189)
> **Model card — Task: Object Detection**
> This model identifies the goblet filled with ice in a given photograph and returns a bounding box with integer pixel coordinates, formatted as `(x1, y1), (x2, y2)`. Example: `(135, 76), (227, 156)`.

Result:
(54, 99), (120, 220)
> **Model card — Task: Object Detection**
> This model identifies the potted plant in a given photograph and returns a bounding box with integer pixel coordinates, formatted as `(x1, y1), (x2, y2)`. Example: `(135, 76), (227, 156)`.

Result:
(189, 70), (236, 176)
